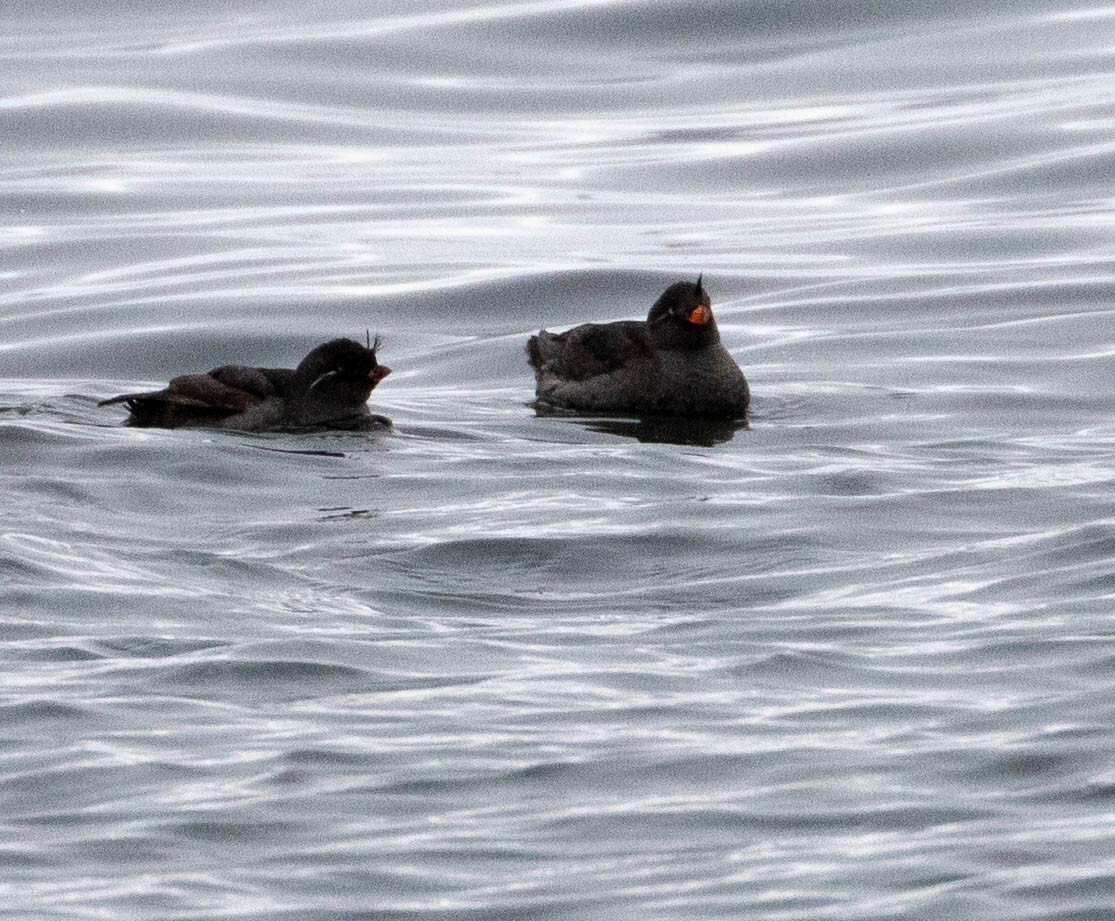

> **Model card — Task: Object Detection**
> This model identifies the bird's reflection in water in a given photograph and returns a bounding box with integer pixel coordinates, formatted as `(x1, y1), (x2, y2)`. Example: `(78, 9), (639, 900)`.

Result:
(538, 412), (745, 446)
(587, 416), (745, 446)
(530, 403), (747, 446)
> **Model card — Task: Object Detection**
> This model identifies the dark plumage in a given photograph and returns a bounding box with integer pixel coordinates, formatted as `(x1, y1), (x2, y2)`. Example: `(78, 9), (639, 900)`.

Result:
(526, 277), (749, 420)
(99, 337), (392, 431)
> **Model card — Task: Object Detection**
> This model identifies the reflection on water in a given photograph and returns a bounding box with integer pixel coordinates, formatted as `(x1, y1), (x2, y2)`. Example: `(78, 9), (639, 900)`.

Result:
(3, 2), (1115, 920)
(584, 413), (745, 446)
(529, 400), (747, 446)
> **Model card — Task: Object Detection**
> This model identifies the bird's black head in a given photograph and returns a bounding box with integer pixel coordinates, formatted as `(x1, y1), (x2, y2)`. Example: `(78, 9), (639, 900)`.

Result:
(296, 336), (391, 406)
(646, 275), (718, 349)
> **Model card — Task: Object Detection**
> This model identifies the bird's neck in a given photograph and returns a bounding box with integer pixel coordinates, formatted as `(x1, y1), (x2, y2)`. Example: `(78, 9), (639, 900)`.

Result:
(650, 319), (720, 351)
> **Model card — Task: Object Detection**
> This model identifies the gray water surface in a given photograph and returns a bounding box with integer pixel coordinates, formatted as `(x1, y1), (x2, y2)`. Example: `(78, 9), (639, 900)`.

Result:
(2, 2), (1115, 919)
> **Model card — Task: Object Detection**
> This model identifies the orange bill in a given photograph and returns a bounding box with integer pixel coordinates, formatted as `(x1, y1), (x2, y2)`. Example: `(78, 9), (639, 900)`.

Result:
(686, 304), (711, 325)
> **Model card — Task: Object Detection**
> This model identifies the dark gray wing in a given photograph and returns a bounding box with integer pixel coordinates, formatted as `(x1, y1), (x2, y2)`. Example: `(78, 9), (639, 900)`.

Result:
(528, 320), (651, 382)
(99, 364), (279, 426)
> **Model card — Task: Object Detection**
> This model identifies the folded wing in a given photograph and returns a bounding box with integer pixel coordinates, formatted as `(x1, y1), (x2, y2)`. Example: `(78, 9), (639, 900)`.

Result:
(527, 321), (651, 383)
(99, 364), (277, 427)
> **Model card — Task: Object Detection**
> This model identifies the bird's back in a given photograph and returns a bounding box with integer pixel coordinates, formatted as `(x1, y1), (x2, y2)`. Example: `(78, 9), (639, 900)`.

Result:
(527, 320), (665, 413)
(100, 364), (278, 428)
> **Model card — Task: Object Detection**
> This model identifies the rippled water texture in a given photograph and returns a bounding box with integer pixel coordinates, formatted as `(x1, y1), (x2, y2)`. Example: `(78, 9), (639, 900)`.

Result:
(2, 2), (1115, 919)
